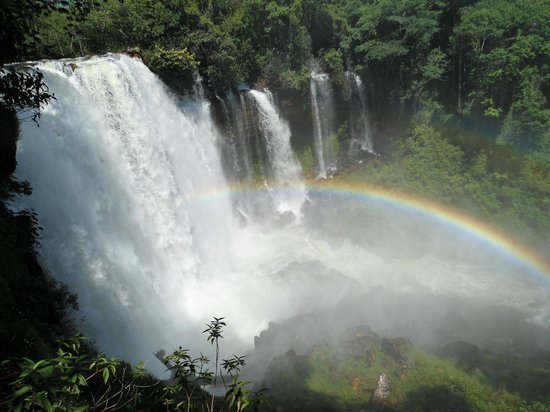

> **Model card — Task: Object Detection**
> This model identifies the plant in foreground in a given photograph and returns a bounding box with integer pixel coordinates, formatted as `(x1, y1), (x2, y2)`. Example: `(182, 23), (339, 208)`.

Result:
(1, 318), (267, 411)
(161, 317), (268, 412)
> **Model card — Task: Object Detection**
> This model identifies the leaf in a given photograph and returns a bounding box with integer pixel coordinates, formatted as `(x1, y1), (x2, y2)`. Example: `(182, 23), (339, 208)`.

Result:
(102, 367), (109, 384)
(39, 365), (55, 377)
(33, 359), (47, 370)
(77, 374), (87, 386)
(36, 392), (53, 412)
(13, 386), (32, 398)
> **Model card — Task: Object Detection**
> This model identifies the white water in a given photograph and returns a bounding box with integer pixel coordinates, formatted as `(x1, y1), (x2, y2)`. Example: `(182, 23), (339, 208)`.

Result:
(14, 56), (324, 370)
(348, 72), (374, 154)
(16, 55), (237, 366)
(219, 92), (254, 183)
(310, 72), (336, 178)
(248, 89), (305, 218)
(14, 55), (550, 372)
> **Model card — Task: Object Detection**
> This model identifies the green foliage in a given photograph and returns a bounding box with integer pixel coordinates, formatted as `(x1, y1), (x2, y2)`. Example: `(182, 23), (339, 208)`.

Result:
(160, 317), (268, 412)
(147, 46), (199, 90)
(265, 337), (549, 412)
(348, 0), (445, 106)
(1, 320), (267, 411)
(75, 0), (185, 53)
(276, 66), (310, 94)
(402, 47), (448, 108)
(2, 2), (549, 410)
(319, 48), (350, 100)
(325, 133), (340, 165)
(0, 183), (79, 360)
(497, 70), (550, 153)
(403, 121), (465, 201)
(0, 0), (77, 122)
(341, 117), (550, 249)
(0, 69), (55, 123)
(298, 146), (315, 174)
(452, 0), (550, 150)
(12, 0), (547, 142)
(325, 121), (348, 163)
(19, 0), (547, 157)
(0, 0), (93, 65)
(0, 334), (157, 411)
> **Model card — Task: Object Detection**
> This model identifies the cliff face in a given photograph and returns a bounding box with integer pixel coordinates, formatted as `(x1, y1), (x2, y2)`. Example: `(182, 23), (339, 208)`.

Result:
(210, 73), (390, 180)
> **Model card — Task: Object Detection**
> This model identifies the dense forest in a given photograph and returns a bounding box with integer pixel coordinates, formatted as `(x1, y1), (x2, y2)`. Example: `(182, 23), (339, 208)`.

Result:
(1, 0), (549, 411)
(4, 0), (549, 246)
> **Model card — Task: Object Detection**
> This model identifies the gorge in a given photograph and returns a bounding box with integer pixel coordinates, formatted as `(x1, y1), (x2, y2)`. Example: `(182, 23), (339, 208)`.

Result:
(2, 1), (549, 409)
(13, 54), (550, 378)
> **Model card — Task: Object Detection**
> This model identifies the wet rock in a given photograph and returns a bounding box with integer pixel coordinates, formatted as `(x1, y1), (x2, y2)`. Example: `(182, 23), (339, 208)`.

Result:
(238, 82), (250, 92)
(62, 62), (78, 75)
(382, 337), (413, 365)
(372, 373), (391, 404)
(395, 361), (409, 379)
(343, 325), (380, 361)
(126, 47), (142, 60)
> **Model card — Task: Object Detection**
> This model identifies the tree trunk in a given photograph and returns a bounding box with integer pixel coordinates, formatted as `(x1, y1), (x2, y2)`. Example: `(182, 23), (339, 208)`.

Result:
(458, 39), (463, 110)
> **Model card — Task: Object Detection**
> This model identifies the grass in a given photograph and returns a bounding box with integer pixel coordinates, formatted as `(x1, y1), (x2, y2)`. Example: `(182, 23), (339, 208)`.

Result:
(265, 336), (550, 412)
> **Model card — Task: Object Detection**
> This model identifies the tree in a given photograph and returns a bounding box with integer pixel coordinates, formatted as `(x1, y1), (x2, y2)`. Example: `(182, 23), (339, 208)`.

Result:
(452, 0), (550, 151)
(0, 0), (95, 122)
(161, 317), (268, 412)
(348, 0), (446, 110)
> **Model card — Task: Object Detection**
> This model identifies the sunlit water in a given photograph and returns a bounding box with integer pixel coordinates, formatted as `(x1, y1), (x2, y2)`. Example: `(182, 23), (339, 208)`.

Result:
(15, 55), (550, 374)
(310, 72), (336, 178)
(347, 71), (374, 154)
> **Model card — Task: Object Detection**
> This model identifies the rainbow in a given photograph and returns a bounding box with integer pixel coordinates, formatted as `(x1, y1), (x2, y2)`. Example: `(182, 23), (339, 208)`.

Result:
(194, 179), (549, 283)
(310, 180), (549, 280)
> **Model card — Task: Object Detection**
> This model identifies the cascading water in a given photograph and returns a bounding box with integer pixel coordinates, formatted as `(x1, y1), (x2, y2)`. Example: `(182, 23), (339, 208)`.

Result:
(310, 72), (336, 178)
(216, 92), (257, 220)
(15, 55), (335, 371)
(218, 92), (254, 184)
(14, 54), (550, 375)
(15, 54), (237, 366)
(218, 89), (305, 220)
(347, 72), (374, 155)
(248, 89), (305, 218)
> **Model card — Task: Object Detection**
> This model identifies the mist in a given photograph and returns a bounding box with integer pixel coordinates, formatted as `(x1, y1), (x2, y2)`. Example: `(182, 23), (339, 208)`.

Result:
(14, 55), (550, 380)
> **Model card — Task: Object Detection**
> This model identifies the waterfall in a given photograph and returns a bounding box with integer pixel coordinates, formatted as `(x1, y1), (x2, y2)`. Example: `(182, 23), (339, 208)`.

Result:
(15, 55), (312, 371)
(347, 72), (374, 155)
(218, 90), (305, 220)
(248, 89), (305, 218)
(219, 92), (255, 184)
(216, 95), (241, 179)
(15, 54), (544, 377)
(15, 54), (237, 367)
(310, 72), (337, 178)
